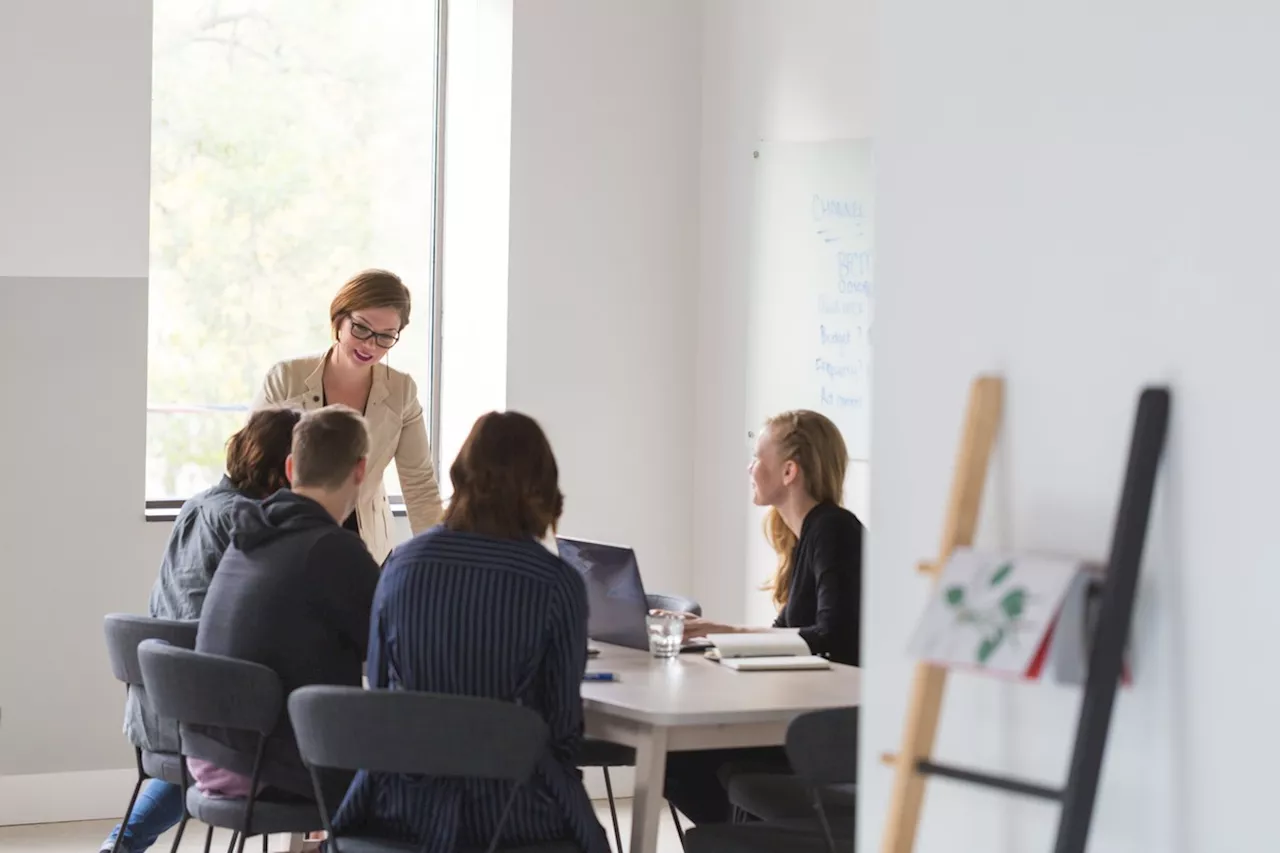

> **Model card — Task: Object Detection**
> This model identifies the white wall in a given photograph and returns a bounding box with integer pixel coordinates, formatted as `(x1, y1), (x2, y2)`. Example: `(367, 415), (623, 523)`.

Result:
(507, 0), (703, 600)
(694, 0), (874, 624)
(0, 1), (152, 279)
(864, 1), (1280, 851)
(0, 0), (157, 791)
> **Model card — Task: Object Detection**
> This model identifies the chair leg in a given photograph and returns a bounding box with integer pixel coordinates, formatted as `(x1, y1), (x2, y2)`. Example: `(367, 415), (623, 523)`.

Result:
(167, 812), (192, 853)
(173, 750), (195, 853)
(669, 801), (686, 848)
(601, 767), (624, 853)
(110, 770), (147, 853)
(226, 831), (240, 853)
(202, 824), (216, 853)
(262, 833), (269, 852)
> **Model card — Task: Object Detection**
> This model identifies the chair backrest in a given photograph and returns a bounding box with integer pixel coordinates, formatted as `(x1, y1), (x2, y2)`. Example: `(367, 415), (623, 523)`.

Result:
(645, 593), (703, 617)
(138, 640), (282, 735)
(786, 707), (858, 785)
(289, 686), (549, 782)
(104, 614), (198, 687)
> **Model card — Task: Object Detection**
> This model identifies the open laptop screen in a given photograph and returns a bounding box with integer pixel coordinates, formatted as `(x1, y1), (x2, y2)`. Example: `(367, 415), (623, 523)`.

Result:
(556, 536), (649, 651)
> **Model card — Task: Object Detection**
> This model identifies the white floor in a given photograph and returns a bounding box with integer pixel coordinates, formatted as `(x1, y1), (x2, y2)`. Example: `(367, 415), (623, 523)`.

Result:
(0, 799), (685, 852)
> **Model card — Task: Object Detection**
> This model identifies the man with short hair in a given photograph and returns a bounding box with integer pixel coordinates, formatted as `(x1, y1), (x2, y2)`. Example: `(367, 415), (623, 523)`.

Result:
(189, 405), (381, 804)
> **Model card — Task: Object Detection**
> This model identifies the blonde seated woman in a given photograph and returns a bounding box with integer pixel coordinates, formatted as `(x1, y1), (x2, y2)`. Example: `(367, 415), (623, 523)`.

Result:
(663, 410), (864, 825)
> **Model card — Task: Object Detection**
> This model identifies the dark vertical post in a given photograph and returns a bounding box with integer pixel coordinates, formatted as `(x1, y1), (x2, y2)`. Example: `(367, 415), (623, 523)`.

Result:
(1052, 388), (1170, 853)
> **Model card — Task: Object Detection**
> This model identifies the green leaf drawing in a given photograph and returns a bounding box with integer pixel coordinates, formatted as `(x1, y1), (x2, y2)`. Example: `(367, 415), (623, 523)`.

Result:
(945, 586), (965, 606)
(977, 627), (1005, 664)
(990, 562), (1014, 587)
(1000, 588), (1026, 619)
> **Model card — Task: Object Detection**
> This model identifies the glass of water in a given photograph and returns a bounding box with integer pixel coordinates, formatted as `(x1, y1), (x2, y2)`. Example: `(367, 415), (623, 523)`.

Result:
(646, 611), (685, 659)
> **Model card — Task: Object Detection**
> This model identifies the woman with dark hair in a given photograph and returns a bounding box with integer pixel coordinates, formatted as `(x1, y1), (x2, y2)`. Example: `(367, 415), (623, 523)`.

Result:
(101, 407), (303, 853)
(333, 411), (609, 853)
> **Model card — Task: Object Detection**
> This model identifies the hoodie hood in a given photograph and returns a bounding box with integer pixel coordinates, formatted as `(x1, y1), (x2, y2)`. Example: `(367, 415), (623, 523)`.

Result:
(230, 490), (339, 553)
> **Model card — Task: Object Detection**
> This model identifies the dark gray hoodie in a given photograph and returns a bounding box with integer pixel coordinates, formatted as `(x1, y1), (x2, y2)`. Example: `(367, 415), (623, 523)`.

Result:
(188, 489), (380, 798)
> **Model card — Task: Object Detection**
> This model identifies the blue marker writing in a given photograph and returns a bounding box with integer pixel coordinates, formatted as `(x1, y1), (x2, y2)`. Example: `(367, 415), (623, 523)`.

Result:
(583, 672), (620, 682)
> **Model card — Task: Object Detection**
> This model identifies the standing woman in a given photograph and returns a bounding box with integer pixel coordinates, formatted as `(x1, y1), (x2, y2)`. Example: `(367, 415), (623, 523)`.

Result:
(253, 269), (443, 563)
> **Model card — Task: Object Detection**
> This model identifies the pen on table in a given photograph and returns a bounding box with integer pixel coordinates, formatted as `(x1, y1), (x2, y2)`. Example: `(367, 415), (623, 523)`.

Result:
(583, 672), (620, 682)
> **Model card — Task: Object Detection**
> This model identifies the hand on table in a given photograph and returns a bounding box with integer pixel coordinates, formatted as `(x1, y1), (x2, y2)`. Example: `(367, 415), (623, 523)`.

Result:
(648, 609), (741, 639)
(679, 617), (740, 640)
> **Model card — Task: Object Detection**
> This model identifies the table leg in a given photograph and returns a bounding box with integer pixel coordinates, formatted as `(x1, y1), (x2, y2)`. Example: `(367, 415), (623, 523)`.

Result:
(629, 726), (670, 853)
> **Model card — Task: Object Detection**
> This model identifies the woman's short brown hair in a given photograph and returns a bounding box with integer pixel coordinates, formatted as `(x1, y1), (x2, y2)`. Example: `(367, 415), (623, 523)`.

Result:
(444, 411), (564, 540)
(225, 407), (303, 499)
(329, 269), (412, 340)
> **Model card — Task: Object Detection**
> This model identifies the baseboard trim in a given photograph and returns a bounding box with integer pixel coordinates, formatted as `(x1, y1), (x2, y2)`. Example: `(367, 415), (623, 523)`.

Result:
(0, 768), (137, 826)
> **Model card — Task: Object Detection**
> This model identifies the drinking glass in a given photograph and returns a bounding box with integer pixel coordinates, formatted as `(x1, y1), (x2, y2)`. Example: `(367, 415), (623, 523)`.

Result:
(646, 611), (685, 659)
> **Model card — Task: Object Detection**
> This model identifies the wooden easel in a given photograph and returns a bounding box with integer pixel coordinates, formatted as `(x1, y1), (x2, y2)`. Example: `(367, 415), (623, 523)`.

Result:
(879, 374), (1005, 852)
(880, 377), (1171, 853)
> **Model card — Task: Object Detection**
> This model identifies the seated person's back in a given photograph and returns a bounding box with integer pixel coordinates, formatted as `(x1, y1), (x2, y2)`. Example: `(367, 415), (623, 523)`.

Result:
(335, 411), (609, 853)
(148, 407), (301, 623)
(189, 405), (380, 802)
(104, 408), (300, 853)
(129, 407), (301, 754)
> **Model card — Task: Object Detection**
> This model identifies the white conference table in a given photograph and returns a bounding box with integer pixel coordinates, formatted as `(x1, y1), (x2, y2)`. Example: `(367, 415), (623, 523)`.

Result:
(581, 642), (861, 853)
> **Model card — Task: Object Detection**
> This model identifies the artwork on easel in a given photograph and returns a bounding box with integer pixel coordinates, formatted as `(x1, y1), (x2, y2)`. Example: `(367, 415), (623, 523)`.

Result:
(906, 548), (1082, 678)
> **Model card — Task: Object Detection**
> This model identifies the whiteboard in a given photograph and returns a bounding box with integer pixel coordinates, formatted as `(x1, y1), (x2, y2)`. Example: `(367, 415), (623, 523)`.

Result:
(745, 138), (873, 488)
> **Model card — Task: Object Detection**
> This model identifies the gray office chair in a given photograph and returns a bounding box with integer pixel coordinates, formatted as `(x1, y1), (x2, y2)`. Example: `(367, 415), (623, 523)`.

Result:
(288, 685), (580, 853)
(580, 593), (703, 851)
(726, 774), (855, 823)
(685, 708), (857, 853)
(645, 594), (702, 618)
(138, 640), (323, 853)
(727, 706), (856, 823)
(103, 614), (203, 853)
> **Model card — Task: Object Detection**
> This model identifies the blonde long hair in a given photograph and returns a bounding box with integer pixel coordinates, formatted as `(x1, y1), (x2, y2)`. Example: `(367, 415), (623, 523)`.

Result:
(761, 410), (849, 608)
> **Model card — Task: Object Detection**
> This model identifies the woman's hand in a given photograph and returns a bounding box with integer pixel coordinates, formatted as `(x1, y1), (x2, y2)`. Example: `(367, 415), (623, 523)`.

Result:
(680, 617), (741, 640)
(647, 609), (743, 639)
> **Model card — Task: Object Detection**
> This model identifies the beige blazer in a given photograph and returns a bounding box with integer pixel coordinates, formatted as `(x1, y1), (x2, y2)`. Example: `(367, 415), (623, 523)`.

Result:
(252, 352), (443, 563)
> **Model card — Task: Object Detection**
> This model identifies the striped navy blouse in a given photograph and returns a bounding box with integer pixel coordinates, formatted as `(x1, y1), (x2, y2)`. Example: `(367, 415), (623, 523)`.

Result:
(332, 526), (609, 853)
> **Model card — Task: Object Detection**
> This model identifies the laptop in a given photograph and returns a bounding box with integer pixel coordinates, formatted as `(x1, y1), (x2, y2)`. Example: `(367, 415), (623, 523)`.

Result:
(555, 535), (707, 653)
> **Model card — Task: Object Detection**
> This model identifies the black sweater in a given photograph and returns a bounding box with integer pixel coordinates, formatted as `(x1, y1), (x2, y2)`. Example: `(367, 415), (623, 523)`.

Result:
(773, 502), (863, 666)
(190, 490), (380, 796)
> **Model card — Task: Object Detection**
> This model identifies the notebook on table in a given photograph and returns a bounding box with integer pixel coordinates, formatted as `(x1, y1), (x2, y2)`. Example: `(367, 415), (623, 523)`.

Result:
(704, 631), (831, 671)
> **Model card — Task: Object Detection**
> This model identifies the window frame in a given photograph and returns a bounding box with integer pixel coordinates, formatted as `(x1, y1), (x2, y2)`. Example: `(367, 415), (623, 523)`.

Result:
(144, 0), (450, 522)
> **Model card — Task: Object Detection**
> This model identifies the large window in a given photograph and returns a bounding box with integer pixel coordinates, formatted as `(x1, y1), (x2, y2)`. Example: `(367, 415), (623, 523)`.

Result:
(145, 0), (444, 504)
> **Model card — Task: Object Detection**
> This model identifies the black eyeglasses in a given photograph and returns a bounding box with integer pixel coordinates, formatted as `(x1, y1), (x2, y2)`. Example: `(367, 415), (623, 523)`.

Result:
(348, 318), (400, 349)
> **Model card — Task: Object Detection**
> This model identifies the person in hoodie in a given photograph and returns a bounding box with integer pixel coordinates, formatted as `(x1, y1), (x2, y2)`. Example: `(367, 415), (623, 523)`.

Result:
(188, 404), (381, 807)
(102, 407), (301, 853)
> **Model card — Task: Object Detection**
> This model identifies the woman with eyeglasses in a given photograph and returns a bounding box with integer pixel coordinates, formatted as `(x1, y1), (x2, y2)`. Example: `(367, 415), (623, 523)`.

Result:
(252, 269), (443, 563)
